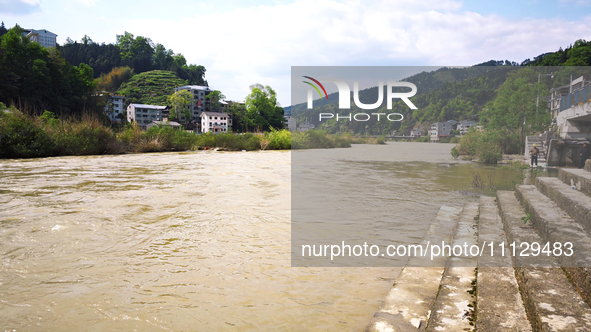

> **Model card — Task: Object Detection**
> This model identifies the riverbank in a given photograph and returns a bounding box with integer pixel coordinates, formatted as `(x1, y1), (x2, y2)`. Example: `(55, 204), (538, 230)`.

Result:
(0, 108), (382, 159)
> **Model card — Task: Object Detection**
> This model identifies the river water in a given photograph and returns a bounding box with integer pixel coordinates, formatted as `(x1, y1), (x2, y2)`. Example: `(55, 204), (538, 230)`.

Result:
(0, 143), (532, 331)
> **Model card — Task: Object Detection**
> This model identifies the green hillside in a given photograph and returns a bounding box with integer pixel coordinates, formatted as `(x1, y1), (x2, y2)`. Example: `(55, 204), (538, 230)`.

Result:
(287, 66), (502, 117)
(117, 70), (188, 106)
(289, 66), (517, 135)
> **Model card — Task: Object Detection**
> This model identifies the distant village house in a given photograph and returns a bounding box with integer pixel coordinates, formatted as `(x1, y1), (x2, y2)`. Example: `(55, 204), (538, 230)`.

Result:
(23, 29), (57, 48)
(201, 111), (229, 134)
(127, 104), (169, 130)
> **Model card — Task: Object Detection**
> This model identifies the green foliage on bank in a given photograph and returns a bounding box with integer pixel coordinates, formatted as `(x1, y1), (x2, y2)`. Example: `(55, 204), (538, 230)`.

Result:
(291, 130), (386, 149)
(292, 130), (351, 149)
(262, 129), (291, 150)
(453, 129), (513, 164)
(0, 108), (120, 158)
(2, 107), (393, 158)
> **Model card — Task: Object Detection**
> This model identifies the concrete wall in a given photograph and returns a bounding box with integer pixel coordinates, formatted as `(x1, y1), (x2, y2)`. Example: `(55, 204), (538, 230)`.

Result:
(557, 103), (591, 139)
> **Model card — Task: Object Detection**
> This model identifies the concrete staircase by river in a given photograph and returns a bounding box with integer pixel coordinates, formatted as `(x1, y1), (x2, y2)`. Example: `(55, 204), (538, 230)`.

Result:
(526, 136), (547, 162)
(366, 160), (591, 331)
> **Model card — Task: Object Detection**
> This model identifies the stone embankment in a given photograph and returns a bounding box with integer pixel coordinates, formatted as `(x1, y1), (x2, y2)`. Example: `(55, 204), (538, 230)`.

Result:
(366, 160), (591, 331)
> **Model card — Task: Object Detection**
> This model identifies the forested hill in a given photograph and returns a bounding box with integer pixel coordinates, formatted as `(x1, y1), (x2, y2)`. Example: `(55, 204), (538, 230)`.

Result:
(287, 39), (591, 135)
(58, 32), (207, 86)
(286, 65), (512, 116)
(289, 66), (518, 136)
(0, 24), (207, 116)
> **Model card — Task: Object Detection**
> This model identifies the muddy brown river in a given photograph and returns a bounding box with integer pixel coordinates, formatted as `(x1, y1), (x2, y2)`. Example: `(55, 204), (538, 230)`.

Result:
(0, 143), (530, 331)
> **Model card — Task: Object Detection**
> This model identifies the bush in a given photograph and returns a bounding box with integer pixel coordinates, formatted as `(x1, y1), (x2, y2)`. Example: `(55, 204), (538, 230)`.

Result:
(451, 146), (460, 159)
(476, 141), (502, 164)
(49, 117), (119, 155)
(0, 110), (56, 158)
(195, 132), (261, 151)
(262, 129), (291, 150)
(457, 129), (505, 164)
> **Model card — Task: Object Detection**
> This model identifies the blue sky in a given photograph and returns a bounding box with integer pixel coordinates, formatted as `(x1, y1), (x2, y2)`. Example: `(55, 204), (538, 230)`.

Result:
(1, 0), (591, 106)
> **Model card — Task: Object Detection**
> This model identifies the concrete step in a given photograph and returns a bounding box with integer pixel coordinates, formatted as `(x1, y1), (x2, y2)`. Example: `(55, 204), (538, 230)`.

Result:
(496, 191), (556, 267)
(515, 185), (591, 268)
(367, 206), (461, 332)
(586, 159), (591, 173)
(476, 196), (532, 331)
(497, 191), (591, 331)
(426, 202), (479, 332)
(515, 184), (591, 307)
(558, 168), (591, 198)
(535, 177), (591, 233)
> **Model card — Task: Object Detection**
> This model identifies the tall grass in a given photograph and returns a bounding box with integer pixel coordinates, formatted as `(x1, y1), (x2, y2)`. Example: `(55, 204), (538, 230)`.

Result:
(195, 132), (262, 151)
(1, 105), (390, 159)
(291, 130), (351, 149)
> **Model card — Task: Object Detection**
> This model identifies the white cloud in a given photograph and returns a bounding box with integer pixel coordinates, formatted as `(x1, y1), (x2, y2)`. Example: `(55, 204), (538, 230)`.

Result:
(119, 0), (591, 106)
(0, 0), (42, 15)
(74, 0), (98, 6)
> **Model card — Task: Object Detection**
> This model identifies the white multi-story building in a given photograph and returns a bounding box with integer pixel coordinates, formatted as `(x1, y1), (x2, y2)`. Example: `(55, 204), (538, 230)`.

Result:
(104, 94), (126, 122)
(457, 120), (476, 135)
(200, 111), (229, 134)
(430, 122), (452, 142)
(23, 29), (57, 48)
(174, 85), (213, 123)
(284, 116), (296, 132)
(127, 104), (169, 130)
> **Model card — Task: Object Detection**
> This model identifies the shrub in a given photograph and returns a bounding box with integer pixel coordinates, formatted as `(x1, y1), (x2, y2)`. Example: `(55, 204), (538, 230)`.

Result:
(0, 110), (56, 158)
(476, 141), (502, 164)
(195, 132), (261, 151)
(49, 118), (119, 155)
(457, 129), (504, 164)
(451, 146), (460, 159)
(262, 129), (291, 150)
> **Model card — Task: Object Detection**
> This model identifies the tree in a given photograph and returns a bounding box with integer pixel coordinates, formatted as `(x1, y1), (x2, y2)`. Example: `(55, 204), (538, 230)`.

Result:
(205, 90), (225, 112)
(153, 43), (173, 70)
(227, 102), (247, 132)
(129, 36), (154, 72)
(244, 84), (284, 131)
(168, 90), (192, 124)
(116, 31), (135, 60)
(0, 22), (7, 38)
(480, 68), (551, 151)
(81, 35), (94, 45)
(172, 53), (186, 67)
